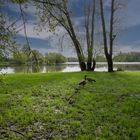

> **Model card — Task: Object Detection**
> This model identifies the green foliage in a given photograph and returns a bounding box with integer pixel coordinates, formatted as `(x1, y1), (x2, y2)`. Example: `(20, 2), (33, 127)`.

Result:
(30, 49), (44, 64)
(2, 46), (67, 65)
(0, 9), (17, 62)
(12, 52), (28, 64)
(11, 51), (66, 65)
(114, 52), (140, 62)
(0, 73), (7, 93)
(10, 45), (44, 65)
(45, 52), (67, 64)
(0, 48), (4, 62)
(0, 72), (140, 139)
(96, 55), (106, 62)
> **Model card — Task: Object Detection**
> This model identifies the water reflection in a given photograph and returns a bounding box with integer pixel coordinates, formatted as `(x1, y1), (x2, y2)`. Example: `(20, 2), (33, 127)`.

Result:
(45, 65), (66, 72)
(95, 63), (140, 71)
(10, 65), (45, 73)
(0, 62), (140, 74)
(114, 64), (140, 71)
(0, 64), (67, 74)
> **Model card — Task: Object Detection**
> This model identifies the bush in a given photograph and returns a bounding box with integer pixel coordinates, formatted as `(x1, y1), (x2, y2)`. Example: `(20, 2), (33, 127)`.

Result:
(45, 53), (67, 64)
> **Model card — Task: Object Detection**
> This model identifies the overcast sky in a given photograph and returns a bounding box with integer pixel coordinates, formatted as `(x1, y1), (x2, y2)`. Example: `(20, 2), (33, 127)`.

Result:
(1, 0), (140, 56)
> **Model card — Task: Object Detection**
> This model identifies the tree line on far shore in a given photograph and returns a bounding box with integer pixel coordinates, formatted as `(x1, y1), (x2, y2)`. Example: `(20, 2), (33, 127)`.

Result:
(1, 48), (140, 66)
(1, 49), (67, 65)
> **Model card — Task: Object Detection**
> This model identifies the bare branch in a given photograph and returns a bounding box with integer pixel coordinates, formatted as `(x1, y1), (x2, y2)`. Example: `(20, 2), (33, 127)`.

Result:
(18, 1), (31, 56)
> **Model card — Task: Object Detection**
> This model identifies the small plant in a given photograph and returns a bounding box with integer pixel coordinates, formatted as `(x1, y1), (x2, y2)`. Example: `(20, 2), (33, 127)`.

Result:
(0, 74), (5, 85)
(0, 72), (7, 93)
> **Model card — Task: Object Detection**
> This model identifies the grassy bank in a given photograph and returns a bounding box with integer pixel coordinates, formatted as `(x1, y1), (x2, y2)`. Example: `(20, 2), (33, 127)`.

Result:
(0, 72), (140, 139)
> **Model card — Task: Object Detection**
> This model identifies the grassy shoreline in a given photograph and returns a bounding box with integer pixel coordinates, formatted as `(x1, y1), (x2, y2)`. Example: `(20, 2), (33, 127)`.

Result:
(0, 72), (140, 139)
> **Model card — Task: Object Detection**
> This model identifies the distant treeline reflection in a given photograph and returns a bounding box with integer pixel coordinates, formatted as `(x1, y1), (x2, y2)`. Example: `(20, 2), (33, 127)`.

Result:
(8, 64), (66, 73)
(1, 63), (140, 74)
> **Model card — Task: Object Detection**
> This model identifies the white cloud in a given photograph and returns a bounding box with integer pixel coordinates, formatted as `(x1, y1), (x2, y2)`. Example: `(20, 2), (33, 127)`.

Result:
(18, 22), (66, 39)
(120, 0), (140, 28)
(33, 47), (76, 57)
(17, 21), (76, 55)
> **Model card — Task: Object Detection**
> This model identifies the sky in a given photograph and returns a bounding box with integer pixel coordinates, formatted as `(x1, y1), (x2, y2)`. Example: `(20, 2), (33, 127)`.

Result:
(1, 0), (140, 56)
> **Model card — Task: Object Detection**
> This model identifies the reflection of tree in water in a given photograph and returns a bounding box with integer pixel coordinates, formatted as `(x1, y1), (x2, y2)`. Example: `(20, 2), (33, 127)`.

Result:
(8, 63), (140, 73)
(12, 65), (27, 73)
(13, 64), (66, 73)
(115, 64), (140, 71)
(31, 65), (44, 73)
(13, 65), (44, 73)
(95, 63), (140, 71)
(45, 65), (66, 72)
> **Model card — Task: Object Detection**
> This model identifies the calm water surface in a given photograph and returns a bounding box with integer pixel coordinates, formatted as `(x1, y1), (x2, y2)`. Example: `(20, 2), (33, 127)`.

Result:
(0, 62), (140, 74)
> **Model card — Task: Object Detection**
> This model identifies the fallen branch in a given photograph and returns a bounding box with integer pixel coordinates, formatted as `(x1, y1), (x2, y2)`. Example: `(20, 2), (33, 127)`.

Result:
(1, 127), (25, 138)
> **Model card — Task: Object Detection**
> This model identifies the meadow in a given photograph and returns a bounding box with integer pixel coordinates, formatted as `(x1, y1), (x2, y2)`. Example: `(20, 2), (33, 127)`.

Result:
(0, 72), (140, 139)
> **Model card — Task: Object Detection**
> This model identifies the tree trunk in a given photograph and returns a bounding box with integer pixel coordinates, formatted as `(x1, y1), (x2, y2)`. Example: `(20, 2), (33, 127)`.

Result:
(107, 56), (113, 72)
(85, 0), (96, 71)
(87, 61), (92, 71)
(70, 37), (86, 71)
(87, 46), (93, 71)
(100, 0), (114, 72)
(80, 61), (87, 71)
(87, 58), (96, 71)
(91, 59), (96, 71)
(65, 10), (86, 71)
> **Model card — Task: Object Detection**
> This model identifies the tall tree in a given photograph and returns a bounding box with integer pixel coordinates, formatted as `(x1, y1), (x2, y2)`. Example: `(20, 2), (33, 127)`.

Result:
(84, 0), (96, 70)
(99, 0), (119, 72)
(33, 0), (96, 71)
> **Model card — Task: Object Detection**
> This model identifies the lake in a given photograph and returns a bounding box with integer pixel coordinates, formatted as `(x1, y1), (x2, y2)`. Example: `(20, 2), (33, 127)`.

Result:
(0, 62), (140, 74)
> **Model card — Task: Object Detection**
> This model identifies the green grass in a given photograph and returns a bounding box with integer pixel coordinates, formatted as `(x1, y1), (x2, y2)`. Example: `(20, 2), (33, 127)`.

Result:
(0, 72), (140, 139)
